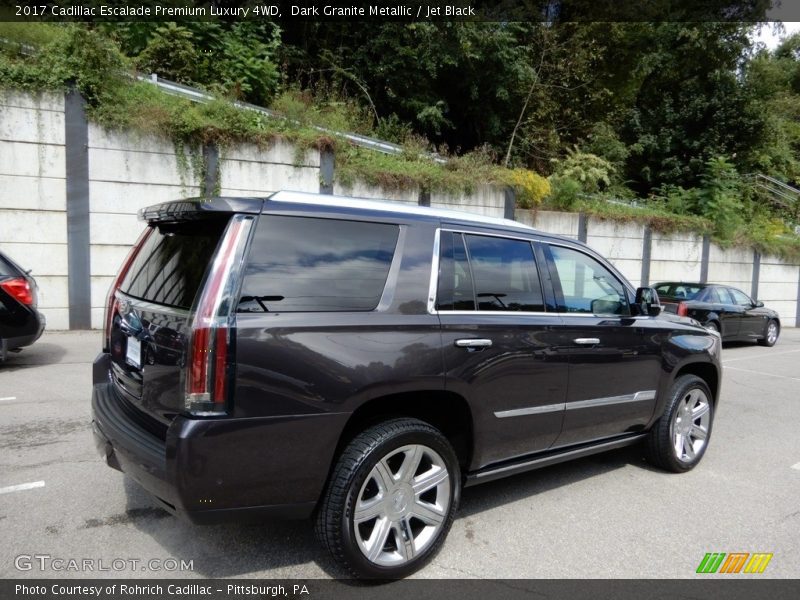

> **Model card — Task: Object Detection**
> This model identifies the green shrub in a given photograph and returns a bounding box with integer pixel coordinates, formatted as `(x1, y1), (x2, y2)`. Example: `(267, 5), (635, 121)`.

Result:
(551, 147), (615, 194)
(546, 176), (583, 210)
(696, 156), (744, 242)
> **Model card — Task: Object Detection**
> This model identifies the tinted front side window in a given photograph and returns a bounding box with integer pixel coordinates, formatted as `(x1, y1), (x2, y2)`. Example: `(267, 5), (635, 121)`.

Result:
(239, 216), (399, 312)
(121, 219), (228, 310)
(549, 246), (630, 315)
(728, 287), (753, 307)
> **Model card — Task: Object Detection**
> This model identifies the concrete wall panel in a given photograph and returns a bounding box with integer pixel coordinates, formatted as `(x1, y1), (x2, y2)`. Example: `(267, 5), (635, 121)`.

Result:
(0, 104), (65, 145)
(0, 175), (66, 211)
(218, 159), (318, 194)
(221, 140), (319, 167)
(333, 181), (419, 204)
(0, 141), (65, 179)
(89, 181), (201, 214)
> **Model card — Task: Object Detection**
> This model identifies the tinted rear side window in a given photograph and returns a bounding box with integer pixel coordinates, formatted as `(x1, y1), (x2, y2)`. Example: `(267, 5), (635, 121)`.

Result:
(438, 232), (544, 312)
(120, 219), (229, 310)
(464, 234), (544, 312)
(704, 287), (723, 303)
(238, 215), (399, 312)
(436, 232), (476, 311)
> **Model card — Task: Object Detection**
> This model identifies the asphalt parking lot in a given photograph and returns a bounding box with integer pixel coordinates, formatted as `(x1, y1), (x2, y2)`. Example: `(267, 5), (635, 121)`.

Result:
(0, 329), (798, 579)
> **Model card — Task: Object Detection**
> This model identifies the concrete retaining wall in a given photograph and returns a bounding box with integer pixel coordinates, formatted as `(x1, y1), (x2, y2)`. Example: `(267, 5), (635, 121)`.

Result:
(2, 90), (799, 330)
(0, 91), (69, 329)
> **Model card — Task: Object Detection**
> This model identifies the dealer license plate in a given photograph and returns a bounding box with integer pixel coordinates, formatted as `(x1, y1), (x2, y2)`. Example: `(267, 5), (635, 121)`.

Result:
(126, 336), (141, 368)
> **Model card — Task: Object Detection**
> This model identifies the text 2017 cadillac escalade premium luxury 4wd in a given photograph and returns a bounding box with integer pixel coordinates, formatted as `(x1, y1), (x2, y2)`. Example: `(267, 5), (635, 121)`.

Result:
(92, 191), (722, 578)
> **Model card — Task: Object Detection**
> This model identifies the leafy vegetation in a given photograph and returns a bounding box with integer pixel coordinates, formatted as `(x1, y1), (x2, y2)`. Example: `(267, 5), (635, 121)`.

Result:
(1, 21), (799, 260)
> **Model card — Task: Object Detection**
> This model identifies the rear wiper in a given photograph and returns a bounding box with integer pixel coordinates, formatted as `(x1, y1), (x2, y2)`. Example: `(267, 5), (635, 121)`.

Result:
(239, 295), (284, 312)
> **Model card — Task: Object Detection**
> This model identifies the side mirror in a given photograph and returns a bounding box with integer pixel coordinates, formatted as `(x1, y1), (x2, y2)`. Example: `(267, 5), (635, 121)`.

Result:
(755, 301), (764, 308)
(635, 287), (662, 317)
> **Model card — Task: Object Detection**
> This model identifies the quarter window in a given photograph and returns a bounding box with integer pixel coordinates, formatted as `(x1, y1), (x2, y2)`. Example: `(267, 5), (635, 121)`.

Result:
(238, 216), (399, 312)
(549, 246), (630, 315)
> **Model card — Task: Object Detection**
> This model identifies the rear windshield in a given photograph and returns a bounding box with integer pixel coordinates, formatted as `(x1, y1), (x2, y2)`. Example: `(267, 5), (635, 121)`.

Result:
(238, 215), (399, 312)
(654, 283), (705, 300)
(0, 253), (22, 277)
(120, 219), (229, 310)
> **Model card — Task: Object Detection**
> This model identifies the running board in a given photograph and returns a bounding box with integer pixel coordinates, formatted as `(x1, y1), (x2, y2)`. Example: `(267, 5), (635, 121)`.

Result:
(465, 434), (648, 487)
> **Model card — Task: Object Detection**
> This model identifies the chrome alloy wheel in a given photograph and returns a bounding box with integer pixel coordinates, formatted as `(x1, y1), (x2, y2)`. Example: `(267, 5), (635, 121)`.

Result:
(670, 388), (711, 463)
(767, 321), (778, 345)
(353, 444), (451, 567)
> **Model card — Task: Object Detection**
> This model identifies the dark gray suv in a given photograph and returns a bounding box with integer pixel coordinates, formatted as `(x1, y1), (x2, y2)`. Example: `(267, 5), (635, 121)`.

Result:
(92, 191), (722, 578)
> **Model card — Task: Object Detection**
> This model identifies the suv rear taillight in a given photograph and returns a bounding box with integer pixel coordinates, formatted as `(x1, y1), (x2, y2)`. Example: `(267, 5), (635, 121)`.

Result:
(103, 228), (153, 351)
(677, 302), (689, 317)
(185, 215), (254, 416)
(0, 277), (34, 306)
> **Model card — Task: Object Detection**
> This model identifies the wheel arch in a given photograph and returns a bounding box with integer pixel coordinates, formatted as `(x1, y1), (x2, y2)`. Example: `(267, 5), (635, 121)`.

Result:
(673, 361), (720, 406)
(333, 390), (474, 472)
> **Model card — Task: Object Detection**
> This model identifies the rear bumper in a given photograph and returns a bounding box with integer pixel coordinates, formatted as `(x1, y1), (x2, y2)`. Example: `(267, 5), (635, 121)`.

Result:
(1, 309), (45, 351)
(91, 356), (348, 523)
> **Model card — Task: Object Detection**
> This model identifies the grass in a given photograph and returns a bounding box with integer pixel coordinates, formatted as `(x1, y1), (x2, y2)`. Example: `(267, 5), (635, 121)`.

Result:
(575, 198), (714, 235)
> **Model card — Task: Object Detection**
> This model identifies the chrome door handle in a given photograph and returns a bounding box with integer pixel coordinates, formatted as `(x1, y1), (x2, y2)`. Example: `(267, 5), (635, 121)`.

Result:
(573, 338), (600, 345)
(455, 339), (493, 348)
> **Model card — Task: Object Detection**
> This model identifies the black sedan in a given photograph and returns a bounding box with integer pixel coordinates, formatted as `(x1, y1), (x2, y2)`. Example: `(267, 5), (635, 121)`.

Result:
(653, 281), (780, 346)
(0, 250), (46, 362)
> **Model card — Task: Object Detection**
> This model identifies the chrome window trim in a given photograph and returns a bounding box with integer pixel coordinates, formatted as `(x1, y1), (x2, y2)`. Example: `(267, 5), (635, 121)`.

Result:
(440, 227), (538, 244)
(429, 228), (637, 318)
(426, 228), (441, 314)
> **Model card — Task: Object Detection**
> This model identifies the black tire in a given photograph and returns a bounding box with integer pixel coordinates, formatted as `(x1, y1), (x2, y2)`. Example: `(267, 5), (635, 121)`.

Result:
(315, 418), (460, 579)
(645, 375), (714, 473)
(758, 319), (779, 347)
(704, 320), (720, 335)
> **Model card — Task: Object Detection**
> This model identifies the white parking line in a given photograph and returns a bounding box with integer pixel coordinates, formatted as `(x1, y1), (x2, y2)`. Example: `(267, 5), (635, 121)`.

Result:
(0, 481), (45, 495)
(722, 348), (800, 363)
(0, 396), (17, 402)
(724, 365), (800, 381)
(791, 463), (800, 471)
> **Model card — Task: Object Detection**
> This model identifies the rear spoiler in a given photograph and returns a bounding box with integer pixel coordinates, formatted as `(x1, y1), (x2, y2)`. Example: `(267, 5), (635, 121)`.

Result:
(138, 198), (265, 224)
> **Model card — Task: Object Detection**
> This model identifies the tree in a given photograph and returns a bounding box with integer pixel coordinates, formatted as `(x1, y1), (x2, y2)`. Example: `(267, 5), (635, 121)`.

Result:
(619, 23), (767, 193)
